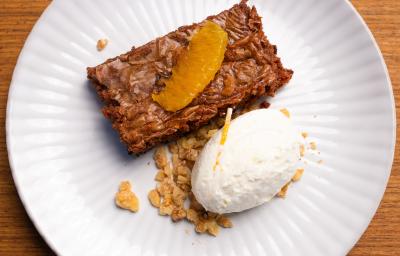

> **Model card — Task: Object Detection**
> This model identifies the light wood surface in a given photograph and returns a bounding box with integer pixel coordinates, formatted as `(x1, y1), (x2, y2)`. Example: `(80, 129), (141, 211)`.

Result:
(0, 0), (398, 255)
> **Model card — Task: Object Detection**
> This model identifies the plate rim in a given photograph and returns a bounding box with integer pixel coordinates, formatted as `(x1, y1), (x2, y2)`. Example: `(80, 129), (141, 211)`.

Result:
(5, 0), (396, 255)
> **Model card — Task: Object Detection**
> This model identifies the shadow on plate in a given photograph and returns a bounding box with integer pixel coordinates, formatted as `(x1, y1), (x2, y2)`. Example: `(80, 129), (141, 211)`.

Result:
(84, 80), (137, 163)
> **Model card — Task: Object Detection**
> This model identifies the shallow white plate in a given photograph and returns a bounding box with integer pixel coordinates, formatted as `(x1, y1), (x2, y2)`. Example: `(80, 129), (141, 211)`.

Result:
(6, 0), (395, 255)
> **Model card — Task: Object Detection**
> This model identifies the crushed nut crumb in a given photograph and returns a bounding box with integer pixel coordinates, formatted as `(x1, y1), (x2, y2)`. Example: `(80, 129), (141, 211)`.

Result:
(277, 182), (290, 198)
(205, 220), (220, 236)
(148, 189), (161, 208)
(310, 142), (317, 150)
(280, 108), (290, 118)
(216, 215), (233, 228)
(154, 146), (168, 169)
(96, 38), (108, 51)
(115, 181), (139, 212)
(301, 132), (308, 138)
(300, 144), (305, 157)
(154, 170), (166, 181)
(171, 208), (187, 222)
(186, 208), (200, 224)
(292, 168), (304, 182)
(159, 204), (174, 216)
(195, 222), (207, 233)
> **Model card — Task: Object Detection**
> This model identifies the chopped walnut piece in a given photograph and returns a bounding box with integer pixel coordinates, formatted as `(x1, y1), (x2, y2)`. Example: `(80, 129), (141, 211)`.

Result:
(155, 170), (166, 181)
(184, 148), (199, 161)
(159, 204), (174, 216)
(301, 132), (308, 138)
(148, 189), (161, 208)
(162, 193), (173, 206)
(176, 165), (190, 177)
(206, 220), (220, 236)
(280, 108), (290, 118)
(181, 137), (197, 149)
(207, 129), (218, 138)
(154, 146), (168, 169)
(186, 209), (200, 224)
(292, 168), (304, 182)
(96, 38), (108, 51)
(171, 153), (181, 169)
(168, 142), (179, 154)
(164, 165), (173, 178)
(115, 181), (139, 212)
(277, 182), (290, 198)
(310, 142), (317, 150)
(216, 215), (233, 228)
(172, 186), (186, 206)
(195, 221), (208, 233)
(176, 175), (189, 185)
(171, 208), (187, 222)
(300, 144), (305, 157)
(194, 139), (207, 148)
(157, 181), (173, 196)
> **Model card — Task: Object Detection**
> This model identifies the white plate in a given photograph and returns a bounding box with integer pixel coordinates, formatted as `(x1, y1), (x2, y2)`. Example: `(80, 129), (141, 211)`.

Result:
(6, 0), (396, 255)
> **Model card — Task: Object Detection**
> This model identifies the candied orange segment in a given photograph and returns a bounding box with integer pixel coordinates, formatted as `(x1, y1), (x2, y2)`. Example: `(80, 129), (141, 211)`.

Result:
(152, 21), (228, 112)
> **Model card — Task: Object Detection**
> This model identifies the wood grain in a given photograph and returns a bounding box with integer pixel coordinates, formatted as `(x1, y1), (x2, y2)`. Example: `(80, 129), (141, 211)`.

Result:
(0, 0), (398, 255)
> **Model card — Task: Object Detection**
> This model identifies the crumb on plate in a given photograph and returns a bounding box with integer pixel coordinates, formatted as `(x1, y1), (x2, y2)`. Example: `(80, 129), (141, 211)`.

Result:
(292, 168), (304, 182)
(300, 144), (305, 157)
(97, 38), (108, 51)
(310, 141), (317, 150)
(277, 182), (290, 198)
(280, 108), (290, 118)
(115, 181), (139, 212)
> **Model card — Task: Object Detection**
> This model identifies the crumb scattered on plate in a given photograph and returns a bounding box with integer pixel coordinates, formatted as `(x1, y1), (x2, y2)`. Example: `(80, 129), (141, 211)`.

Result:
(280, 108), (290, 118)
(292, 168), (304, 182)
(310, 141), (317, 150)
(277, 182), (290, 198)
(115, 181), (139, 212)
(300, 144), (305, 157)
(96, 38), (108, 51)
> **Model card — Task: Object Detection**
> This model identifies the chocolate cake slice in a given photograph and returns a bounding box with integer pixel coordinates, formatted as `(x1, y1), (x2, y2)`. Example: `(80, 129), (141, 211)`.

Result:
(87, 0), (293, 154)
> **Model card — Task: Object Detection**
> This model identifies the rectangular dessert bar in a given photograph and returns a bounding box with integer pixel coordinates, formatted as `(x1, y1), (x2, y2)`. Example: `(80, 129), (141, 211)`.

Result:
(87, 0), (293, 154)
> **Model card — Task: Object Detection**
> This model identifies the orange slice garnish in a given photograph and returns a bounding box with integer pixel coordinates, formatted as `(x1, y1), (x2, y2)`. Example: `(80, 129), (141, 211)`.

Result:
(152, 21), (228, 112)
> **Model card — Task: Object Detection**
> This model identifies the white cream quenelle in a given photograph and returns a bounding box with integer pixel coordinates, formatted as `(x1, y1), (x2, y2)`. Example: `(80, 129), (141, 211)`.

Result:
(191, 109), (303, 214)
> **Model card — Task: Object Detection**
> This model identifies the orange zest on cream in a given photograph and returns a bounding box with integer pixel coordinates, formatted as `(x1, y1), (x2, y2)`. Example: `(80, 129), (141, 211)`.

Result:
(213, 108), (233, 171)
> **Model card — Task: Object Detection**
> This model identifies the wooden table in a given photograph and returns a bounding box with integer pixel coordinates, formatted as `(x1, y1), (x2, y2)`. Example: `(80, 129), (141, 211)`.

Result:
(0, 0), (398, 255)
